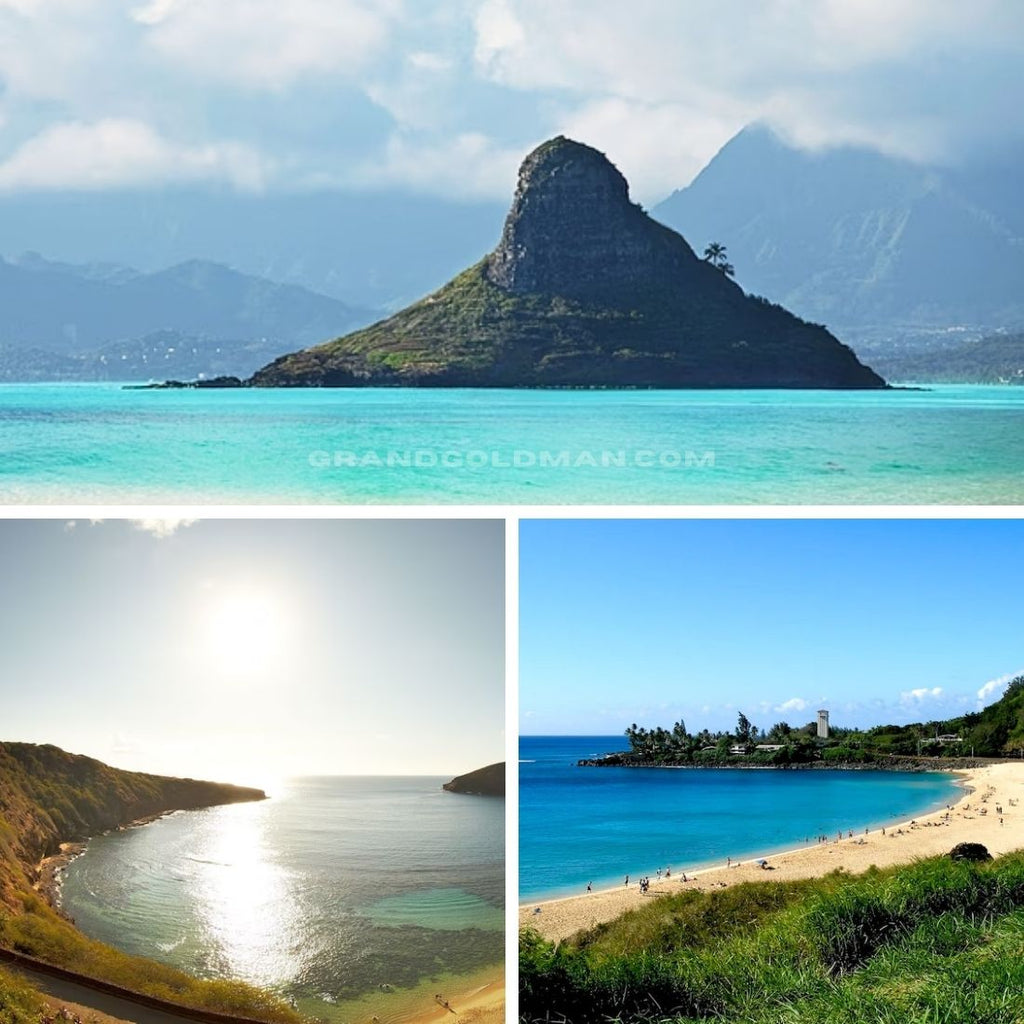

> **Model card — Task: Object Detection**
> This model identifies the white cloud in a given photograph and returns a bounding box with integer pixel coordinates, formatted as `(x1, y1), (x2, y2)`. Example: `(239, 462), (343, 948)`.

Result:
(131, 518), (196, 539)
(347, 131), (523, 199)
(473, 0), (526, 72)
(138, 0), (398, 91)
(900, 686), (944, 704)
(775, 697), (809, 713)
(408, 51), (453, 73)
(0, 119), (271, 191)
(1, 0), (1023, 201)
(977, 669), (1024, 707)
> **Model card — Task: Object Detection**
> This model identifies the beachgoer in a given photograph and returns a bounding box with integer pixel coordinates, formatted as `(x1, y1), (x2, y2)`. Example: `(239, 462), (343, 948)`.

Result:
(625, 875), (629, 886)
(586, 881), (592, 892)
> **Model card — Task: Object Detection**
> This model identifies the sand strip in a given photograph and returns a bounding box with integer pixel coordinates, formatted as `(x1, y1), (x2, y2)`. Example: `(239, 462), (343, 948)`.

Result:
(520, 763), (1024, 943)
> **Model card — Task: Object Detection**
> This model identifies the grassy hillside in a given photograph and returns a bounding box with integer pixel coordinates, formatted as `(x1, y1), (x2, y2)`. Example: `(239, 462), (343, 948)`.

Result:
(0, 742), (299, 1024)
(252, 261), (881, 388)
(520, 852), (1024, 1023)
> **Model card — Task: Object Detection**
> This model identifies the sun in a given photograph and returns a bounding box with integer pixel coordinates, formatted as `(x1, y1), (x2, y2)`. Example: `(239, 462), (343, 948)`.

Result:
(199, 585), (289, 676)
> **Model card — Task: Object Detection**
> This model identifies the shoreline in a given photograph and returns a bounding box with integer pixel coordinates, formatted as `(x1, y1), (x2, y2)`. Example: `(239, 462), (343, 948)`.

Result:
(34, 809), (184, 913)
(519, 763), (1024, 943)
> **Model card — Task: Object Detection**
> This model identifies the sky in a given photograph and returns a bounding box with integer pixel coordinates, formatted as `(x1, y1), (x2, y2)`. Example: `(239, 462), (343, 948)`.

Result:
(0, 1), (1022, 205)
(0, 518), (504, 786)
(520, 518), (1024, 737)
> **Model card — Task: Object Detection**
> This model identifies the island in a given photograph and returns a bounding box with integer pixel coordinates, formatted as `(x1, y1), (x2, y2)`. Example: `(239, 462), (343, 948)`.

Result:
(581, 679), (1024, 770)
(152, 136), (884, 391)
(442, 762), (505, 797)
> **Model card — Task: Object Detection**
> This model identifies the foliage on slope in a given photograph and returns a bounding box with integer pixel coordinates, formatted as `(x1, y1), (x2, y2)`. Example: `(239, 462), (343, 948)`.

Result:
(520, 852), (1024, 1023)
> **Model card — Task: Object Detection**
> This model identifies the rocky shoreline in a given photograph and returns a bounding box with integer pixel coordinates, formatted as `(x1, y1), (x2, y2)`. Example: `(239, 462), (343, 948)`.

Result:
(578, 754), (1013, 772)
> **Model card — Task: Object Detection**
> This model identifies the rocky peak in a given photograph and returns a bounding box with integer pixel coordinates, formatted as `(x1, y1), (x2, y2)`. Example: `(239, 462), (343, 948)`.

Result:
(486, 136), (699, 300)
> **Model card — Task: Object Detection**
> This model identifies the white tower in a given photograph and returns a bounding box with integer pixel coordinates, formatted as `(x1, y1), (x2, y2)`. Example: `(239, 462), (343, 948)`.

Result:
(817, 709), (830, 739)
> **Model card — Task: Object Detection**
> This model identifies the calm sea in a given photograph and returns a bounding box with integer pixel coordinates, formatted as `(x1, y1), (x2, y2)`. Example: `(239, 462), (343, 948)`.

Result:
(520, 736), (962, 901)
(59, 777), (503, 1008)
(3, 383), (1024, 503)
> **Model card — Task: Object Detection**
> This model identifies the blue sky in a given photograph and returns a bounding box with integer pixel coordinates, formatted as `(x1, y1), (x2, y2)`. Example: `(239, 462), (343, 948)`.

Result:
(0, 518), (504, 786)
(1, 1), (1022, 206)
(520, 519), (1024, 736)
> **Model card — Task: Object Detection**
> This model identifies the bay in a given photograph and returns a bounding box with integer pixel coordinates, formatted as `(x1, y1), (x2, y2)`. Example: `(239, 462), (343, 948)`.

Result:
(59, 777), (504, 1012)
(519, 736), (962, 901)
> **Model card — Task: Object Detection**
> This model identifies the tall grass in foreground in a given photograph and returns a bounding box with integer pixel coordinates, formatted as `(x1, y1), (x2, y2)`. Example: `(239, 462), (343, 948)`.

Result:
(519, 853), (1024, 1023)
(0, 968), (46, 1024)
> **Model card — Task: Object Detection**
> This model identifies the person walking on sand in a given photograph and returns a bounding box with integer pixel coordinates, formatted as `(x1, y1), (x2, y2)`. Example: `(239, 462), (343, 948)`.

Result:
(586, 881), (592, 892)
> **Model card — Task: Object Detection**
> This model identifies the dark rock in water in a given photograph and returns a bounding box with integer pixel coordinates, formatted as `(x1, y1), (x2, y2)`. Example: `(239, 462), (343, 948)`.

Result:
(250, 136), (885, 389)
(442, 762), (504, 797)
(948, 842), (992, 862)
(125, 375), (244, 390)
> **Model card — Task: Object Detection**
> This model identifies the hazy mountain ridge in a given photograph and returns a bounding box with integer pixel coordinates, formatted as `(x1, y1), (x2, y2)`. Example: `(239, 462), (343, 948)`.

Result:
(0, 254), (376, 380)
(653, 125), (1024, 343)
(869, 328), (1024, 384)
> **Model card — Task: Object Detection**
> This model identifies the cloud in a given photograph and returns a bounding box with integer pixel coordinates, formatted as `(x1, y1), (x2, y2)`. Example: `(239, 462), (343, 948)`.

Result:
(775, 697), (809, 713)
(2, 1), (1024, 202)
(137, 0), (398, 90)
(900, 686), (944, 704)
(131, 518), (196, 539)
(0, 119), (271, 191)
(346, 131), (524, 199)
(977, 669), (1024, 707)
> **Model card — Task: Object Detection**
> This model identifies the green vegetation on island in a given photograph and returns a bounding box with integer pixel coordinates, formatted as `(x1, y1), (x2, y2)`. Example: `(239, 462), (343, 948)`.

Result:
(519, 851), (1024, 1023)
(0, 742), (300, 1024)
(584, 676), (1024, 769)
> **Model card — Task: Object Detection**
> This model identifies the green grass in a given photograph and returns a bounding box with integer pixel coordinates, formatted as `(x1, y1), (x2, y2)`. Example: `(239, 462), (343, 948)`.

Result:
(520, 853), (1024, 1024)
(0, 967), (46, 1024)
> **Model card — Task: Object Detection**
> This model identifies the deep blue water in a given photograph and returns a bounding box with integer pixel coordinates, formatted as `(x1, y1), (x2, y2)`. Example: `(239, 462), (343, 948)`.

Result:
(519, 736), (962, 901)
(3, 383), (1024, 502)
(59, 777), (504, 1003)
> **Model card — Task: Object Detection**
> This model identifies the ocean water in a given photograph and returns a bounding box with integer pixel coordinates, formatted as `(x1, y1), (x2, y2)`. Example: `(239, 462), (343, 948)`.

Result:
(59, 777), (504, 1006)
(520, 736), (962, 901)
(3, 383), (1024, 503)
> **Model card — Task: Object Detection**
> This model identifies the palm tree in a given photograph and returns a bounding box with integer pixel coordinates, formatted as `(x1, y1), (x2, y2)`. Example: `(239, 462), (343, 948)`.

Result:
(702, 242), (736, 277)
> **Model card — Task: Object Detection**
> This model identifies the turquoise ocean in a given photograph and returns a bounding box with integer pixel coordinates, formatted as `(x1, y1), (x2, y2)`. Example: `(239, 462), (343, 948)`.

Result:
(59, 777), (504, 1011)
(520, 736), (963, 902)
(3, 383), (1024, 503)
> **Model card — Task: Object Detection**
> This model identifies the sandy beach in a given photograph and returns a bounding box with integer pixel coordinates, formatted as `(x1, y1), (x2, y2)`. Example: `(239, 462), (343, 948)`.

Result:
(332, 964), (505, 1024)
(520, 762), (1024, 943)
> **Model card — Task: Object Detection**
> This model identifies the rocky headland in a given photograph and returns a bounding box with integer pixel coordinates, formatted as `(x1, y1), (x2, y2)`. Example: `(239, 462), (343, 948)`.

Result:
(442, 762), (505, 797)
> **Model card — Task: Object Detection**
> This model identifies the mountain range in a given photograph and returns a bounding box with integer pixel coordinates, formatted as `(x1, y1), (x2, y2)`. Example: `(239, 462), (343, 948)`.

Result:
(653, 125), (1024, 351)
(0, 254), (374, 381)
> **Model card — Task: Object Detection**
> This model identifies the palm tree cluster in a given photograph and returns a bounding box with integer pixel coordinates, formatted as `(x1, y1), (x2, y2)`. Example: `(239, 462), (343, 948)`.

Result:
(702, 241), (735, 277)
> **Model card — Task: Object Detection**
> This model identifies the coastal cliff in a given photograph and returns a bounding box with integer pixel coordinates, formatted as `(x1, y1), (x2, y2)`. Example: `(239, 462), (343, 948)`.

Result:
(0, 741), (264, 895)
(250, 137), (884, 389)
(443, 762), (505, 797)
